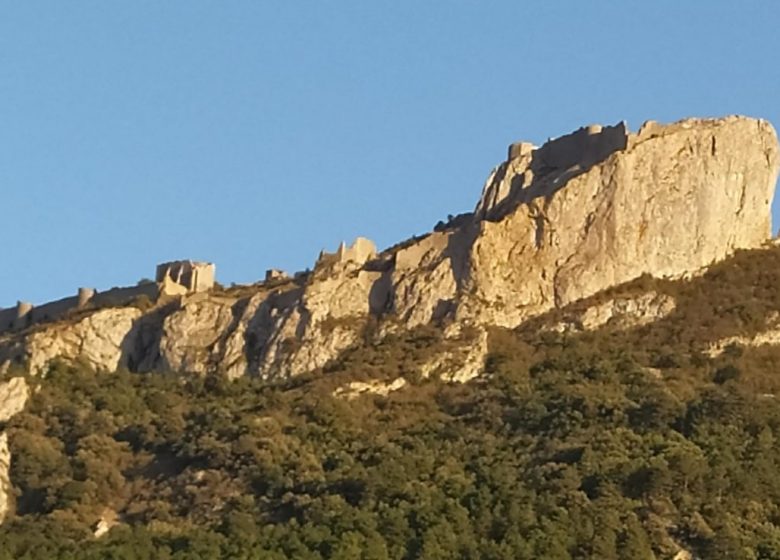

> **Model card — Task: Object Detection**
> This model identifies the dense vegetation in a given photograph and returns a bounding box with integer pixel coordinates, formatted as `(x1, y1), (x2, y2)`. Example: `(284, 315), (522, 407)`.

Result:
(4, 245), (780, 559)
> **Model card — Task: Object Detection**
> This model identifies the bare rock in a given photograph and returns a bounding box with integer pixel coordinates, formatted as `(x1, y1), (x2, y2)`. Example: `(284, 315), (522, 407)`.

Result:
(546, 291), (676, 333)
(0, 433), (11, 524)
(673, 550), (693, 560)
(219, 291), (276, 379)
(0, 377), (30, 524)
(419, 327), (488, 383)
(390, 231), (465, 327)
(706, 316), (780, 357)
(0, 116), (776, 382)
(462, 116), (779, 328)
(0, 377), (29, 423)
(1, 308), (143, 375)
(157, 297), (236, 374)
(580, 292), (676, 330)
(333, 377), (407, 400)
(93, 508), (120, 538)
(267, 259), (382, 376)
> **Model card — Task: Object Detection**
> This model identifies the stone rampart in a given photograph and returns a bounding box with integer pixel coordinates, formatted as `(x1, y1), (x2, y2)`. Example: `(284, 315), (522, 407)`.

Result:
(0, 260), (216, 336)
(0, 308), (16, 334)
(29, 295), (80, 324)
(90, 283), (160, 307)
(534, 122), (628, 171)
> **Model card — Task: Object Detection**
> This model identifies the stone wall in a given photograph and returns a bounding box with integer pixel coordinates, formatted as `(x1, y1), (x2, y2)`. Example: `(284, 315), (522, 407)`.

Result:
(0, 308), (16, 333)
(0, 261), (215, 336)
(534, 122), (628, 171)
(29, 295), (81, 324)
(90, 283), (160, 307)
(0, 286), (150, 336)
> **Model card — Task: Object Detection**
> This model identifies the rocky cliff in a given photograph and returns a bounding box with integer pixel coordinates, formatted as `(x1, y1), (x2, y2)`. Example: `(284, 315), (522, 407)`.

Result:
(1, 115), (777, 380)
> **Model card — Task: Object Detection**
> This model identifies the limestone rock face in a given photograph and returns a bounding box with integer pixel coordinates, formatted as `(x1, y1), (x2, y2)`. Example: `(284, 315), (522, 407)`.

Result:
(0, 433), (12, 524)
(333, 378), (407, 400)
(418, 327), (488, 383)
(156, 297), (236, 375)
(462, 117), (779, 327)
(263, 239), (385, 376)
(0, 308), (142, 375)
(0, 115), (777, 381)
(546, 291), (677, 333)
(390, 230), (467, 327)
(706, 313), (780, 357)
(0, 377), (29, 423)
(579, 292), (676, 330)
(0, 377), (30, 524)
(93, 508), (120, 538)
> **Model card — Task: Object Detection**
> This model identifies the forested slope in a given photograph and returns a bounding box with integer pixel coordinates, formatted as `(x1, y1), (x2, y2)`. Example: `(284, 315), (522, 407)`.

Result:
(4, 245), (780, 559)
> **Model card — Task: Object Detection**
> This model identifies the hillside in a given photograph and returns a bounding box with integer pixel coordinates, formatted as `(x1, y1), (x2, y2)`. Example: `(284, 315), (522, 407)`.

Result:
(0, 115), (779, 559)
(3, 244), (780, 558)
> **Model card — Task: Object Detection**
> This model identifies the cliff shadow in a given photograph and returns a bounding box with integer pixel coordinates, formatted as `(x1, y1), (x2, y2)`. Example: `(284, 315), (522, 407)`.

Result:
(240, 287), (305, 377)
(367, 258), (394, 317)
(444, 222), (479, 292)
(119, 301), (180, 372)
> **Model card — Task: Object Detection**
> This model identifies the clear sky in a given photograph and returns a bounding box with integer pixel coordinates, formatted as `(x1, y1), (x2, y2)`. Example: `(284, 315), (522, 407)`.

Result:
(1, 2), (779, 307)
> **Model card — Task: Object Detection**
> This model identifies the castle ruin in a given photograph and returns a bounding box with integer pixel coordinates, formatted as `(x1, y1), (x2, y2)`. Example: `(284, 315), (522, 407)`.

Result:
(317, 237), (377, 269)
(156, 261), (215, 294)
(0, 260), (216, 335)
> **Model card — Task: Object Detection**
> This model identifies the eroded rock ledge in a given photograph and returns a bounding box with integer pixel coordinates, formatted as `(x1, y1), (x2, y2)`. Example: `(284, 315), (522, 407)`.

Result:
(1, 115), (777, 380)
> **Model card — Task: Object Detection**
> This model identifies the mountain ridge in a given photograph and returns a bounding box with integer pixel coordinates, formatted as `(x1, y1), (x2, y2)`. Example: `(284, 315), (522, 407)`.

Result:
(0, 115), (777, 381)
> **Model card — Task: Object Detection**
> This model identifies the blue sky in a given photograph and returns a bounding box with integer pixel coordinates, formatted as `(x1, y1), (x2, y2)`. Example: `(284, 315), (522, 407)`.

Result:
(1, 2), (779, 307)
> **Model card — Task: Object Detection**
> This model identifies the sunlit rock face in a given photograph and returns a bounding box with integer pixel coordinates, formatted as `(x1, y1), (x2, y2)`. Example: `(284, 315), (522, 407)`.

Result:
(542, 292), (677, 334)
(0, 433), (11, 524)
(1, 116), (777, 379)
(460, 116), (778, 327)
(0, 377), (30, 523)
(0, 308), (142, 376)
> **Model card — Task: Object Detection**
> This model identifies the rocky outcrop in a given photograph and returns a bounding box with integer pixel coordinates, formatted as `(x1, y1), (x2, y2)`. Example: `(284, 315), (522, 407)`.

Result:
(0, 377), (29, 423)
(545, 291), (677, 333)
(0, 377), (30, 523)
(155, 296), (236, 375)
(333, 378), (407, 400)
(0, 308), (142, 375)
(0, 116), (777, 380)
(262, 238), (384, 375)
(419, 327), (488, 383)
(706, 314), (780, 357)
(93, 508), (120, 538)
(0, 433), (12, 524)
(460, 117), (778, 327)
